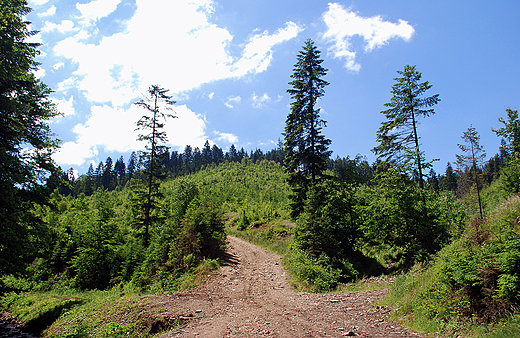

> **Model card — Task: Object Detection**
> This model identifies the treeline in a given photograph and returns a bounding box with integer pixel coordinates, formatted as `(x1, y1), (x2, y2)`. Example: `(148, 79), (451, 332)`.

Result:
(57, 141), (507, 200)
(429, 152), (506, 196)
(57, 141), (286, 196)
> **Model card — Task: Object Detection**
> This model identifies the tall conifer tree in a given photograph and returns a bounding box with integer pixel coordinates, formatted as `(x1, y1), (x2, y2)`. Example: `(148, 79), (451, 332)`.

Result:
(284, 39), (331, 218)
(133, 85), (176, 247)
(456, 125), (486, 219)
(0, 0), (60, 274)
(373, 65), (439, 189)
(127, 151), (138, 180)
(492, 108), (520, 158)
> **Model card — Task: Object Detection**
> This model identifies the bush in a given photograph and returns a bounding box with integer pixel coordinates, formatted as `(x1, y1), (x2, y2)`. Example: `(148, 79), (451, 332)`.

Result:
(294, 179), (358, 263)
(356, 168), (464, 266)
(284, 249), (343, 292)
(176, 197), (226, 263)
(499, 158), (520, 195)
(385, 195), (520, 335)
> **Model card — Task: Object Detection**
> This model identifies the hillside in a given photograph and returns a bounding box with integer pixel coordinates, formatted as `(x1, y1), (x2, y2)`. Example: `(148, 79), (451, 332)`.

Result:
(2, 159), (520, 337)
(34, 236), (420, 338)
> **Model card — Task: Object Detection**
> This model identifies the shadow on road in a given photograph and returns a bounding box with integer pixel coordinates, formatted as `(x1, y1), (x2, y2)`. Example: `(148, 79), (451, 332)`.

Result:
(222, 251), (239, 266)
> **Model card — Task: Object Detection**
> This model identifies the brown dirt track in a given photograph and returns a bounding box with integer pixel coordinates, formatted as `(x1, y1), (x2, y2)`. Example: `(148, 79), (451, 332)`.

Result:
(156, 236), (424, 338)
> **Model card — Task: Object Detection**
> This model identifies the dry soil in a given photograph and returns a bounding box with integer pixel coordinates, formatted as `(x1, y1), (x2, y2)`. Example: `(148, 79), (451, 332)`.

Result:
(156, 236), (424, 338)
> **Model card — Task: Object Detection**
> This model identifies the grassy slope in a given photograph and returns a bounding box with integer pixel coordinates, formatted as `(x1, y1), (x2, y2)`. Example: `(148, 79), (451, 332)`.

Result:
(1, 160), (292, 337)
(382, 178), (520, 338)
(6, 159), (519, 337)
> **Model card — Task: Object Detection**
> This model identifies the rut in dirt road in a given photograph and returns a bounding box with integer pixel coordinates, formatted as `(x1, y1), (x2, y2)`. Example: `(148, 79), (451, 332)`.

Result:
(157, 236), (425, 338)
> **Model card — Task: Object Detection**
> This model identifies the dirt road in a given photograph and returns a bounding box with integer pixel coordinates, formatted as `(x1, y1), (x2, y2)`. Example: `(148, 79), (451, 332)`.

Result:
(157, 236), (424, 337)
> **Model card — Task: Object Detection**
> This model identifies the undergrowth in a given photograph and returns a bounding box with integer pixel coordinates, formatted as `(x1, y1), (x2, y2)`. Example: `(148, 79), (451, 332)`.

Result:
(226, 217), (392, 293)
(383, 195), (520, 337)
(0, 258), (219, 337)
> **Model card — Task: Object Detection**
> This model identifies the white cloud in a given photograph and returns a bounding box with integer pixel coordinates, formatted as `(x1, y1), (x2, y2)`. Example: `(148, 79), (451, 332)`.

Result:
(231, 21), (303, 76)
(258, 139), (277, 147)
(38, 5), (56, 17)
(28, 0), (50, 5)
(32, 67), (45, 79)
(53, 62), (65, 70)
(54, 141), (98, 166)
(208, 92), (215, 100)
(322, 3), (414, 72)
(52, 0), (301, 105)
(42, 20), (77, 33)
(56, 77), (78, 92)
(251, 92), (271, 108)
(74, 105), (143, 152)
(25, 30), (42, 44)
(53, 96), (75, 116)
(76, 0), (121, 26)
(44, 0), (301, 165)
(53, 103), (208, 166)
(225, 95), (241, 108)
(164, 104), (207, 150)
(214, 131), (239, 144)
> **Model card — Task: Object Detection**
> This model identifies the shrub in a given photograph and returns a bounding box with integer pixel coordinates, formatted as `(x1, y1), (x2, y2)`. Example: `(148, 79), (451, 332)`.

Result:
(356, 168), (464, 266)
(284, 249), (343, 292)
(385, 195), (520, 335)
(294, 179), (358, 263)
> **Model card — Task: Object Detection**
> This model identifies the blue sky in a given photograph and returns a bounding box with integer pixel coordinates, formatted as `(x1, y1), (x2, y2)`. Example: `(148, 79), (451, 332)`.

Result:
(26, 0), (520, 175)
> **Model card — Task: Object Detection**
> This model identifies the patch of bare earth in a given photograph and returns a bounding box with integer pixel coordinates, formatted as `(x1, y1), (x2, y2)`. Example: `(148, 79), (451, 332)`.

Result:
(153, 236), (424, 338)
(0, 312), (37, 338)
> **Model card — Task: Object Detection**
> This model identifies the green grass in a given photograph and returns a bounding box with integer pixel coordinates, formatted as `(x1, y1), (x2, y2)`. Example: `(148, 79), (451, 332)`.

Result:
(482, 315), (520, 338)
(226, 220), (394, 294)
(1, 286), (181, 338)
(1, 291), (84, 336)
(40, 288), (182, 338)
(226, 220), (293, 256)
(1, 259), (220, 338)
(381, 194), (520, 337)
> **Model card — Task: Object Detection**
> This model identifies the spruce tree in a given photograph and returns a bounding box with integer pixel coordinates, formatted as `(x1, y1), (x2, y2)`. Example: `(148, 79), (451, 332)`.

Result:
(114, 155), (126, 186)
(102, 156), (113, 190)
(0, 0), (60, 275)
(456, 125), (486, 219)
(202, 140), (212, 165)
(86, 163), (95, 195)
(127, 151), (138, 180)
(212, 144), (223, 164)
(492, 108), (520, 158)
(373, 65), (440, 189)
(440, 162), (458, 192)
(284, 38), (331, 218)
(183, 145), (193, 172)
(133, 85), (176, 247)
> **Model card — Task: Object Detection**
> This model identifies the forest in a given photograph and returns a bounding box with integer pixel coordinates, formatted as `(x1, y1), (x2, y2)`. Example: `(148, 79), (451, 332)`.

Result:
(2, 1), (520, 337)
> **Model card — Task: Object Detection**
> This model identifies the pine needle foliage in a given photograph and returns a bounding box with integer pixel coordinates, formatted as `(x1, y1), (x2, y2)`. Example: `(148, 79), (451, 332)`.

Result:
(373, 64), (440, 189)
(284, 38), (331, 218)
(132, 85), (176, 247)
(456, 125), (486, 219)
